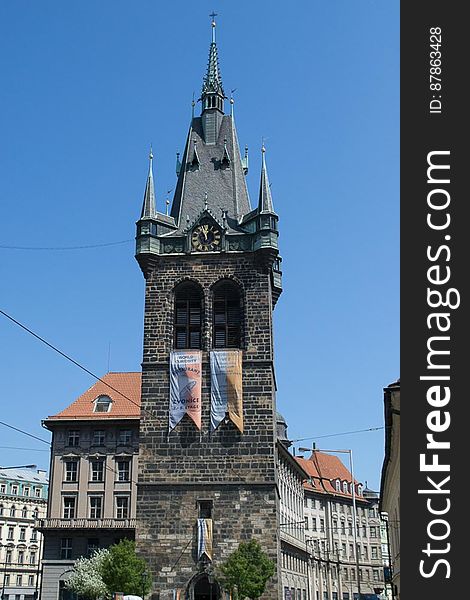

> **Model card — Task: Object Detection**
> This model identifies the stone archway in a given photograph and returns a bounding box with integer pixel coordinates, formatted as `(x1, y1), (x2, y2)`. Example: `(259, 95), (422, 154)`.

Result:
(189, 573), (221, 600)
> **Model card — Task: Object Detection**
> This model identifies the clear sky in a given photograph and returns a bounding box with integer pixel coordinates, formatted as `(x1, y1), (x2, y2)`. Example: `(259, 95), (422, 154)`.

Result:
(0, 1), (399, 490)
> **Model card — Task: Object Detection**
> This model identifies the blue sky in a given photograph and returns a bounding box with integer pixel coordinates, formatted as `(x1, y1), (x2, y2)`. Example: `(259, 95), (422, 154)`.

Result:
(0, 1), (399, 489)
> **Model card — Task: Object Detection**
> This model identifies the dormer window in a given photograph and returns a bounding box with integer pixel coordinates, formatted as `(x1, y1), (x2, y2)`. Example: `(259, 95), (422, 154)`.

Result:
(94, 395), (112, 413)
(335, 480), (341, 492)
(343, 481), (348, 494)
(357, 484), (363, 496)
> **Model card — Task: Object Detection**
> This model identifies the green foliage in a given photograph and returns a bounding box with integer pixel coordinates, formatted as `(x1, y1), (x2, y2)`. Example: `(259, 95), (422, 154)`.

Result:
(65, 548), (109, 600)
(101, 539), (152, 596)
(219, 539), (275, 599)
(65, 539), (151, 599)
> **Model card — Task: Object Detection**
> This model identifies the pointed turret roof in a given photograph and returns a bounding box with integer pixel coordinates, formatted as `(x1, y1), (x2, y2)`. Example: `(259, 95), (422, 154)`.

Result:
(258, 145), (275, 214)
(140, 149), (156, 218)
(202, 18), (224, 98)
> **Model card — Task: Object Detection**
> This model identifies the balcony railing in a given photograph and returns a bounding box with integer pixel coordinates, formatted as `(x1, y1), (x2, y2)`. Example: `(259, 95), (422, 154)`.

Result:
(35, 518), (136, 530)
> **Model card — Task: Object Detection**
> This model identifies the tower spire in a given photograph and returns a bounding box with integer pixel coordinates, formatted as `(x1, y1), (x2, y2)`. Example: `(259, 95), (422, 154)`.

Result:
(258, 143), (275, 213)
(140, 147), (156, 218)
(201, 13), (224, 110)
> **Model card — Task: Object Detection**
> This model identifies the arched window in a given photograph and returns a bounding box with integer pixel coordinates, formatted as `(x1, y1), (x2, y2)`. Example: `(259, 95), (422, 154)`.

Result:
(335, 479), (341, 492)
(94, 395), (112, 413)
(343, 481), (348, 494)
(212, 281), (242, 348)
(174, 282), (203, 349)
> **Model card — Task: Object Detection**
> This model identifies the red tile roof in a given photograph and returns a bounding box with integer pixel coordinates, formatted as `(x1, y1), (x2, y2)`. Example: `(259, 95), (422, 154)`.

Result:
(296, 451), (364, 500)
(45, 372), (141, 421)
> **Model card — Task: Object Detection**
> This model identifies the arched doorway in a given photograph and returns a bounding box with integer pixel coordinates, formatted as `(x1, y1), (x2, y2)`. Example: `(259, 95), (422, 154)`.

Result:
(192, 574), (220, 600)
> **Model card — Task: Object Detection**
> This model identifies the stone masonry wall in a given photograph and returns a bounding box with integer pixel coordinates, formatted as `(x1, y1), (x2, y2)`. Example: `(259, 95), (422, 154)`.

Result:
(136, 251), (282, 598)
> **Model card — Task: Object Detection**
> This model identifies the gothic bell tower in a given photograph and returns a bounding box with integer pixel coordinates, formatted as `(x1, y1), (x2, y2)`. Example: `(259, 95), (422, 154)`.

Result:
(135, 17), (283, 599)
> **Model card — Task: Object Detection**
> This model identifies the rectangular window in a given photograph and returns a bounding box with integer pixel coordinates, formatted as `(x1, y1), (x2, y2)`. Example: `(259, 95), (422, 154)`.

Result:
(363, 546), (368, 559)
(16, 575), (22, 586)
(63, 496), (76, 519)
(7, 527), (14, 540)
(91, 459), (105, 482)
(92, 430), (105, 446)
(34, 487), (42, 498)
(3, 575), (9, 586)
(320, 518), (325, 532)
(118, 429), (132, 445)
(23, 487), (30, 496)
(373, 569), (380, 581)
(18, 550), (25, 564)
(31, 529), (38, 541)
(28, 575), (34, 587)
(89, 496), (103, 519)
(370, 526), (377, 537)
(11, 485), (18, 495)
(87, 538), (100, 556)
(67, 430), (80, 446)
(372, 546), (378, 559)
(116, 496), (129, 519)
(332, 594), (338, 600)
(30, 551), (37, 565)
(0, 484), (5, 493)
(60, 538), (72, 560)
(65, 460), (78, 482)
(312, 517), (317, 531)
(19, 527), (26, 541)
(343, 595), (350, 600)
(117, 460), (130, 482)
(198, 499), (213, 519)
(304, 517), (309, 530)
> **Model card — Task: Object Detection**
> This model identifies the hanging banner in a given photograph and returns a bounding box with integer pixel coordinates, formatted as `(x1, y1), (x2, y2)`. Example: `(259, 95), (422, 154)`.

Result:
(210, 350), (243, 432)
(169, 350), (202, 431)
(197, 518), (213, 560)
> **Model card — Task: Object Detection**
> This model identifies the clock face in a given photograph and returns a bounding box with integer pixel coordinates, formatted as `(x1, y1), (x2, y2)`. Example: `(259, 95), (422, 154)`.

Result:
(191, 223), (221, 251)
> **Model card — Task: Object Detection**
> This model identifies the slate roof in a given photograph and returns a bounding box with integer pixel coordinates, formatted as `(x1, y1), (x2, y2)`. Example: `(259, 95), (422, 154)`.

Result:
(45, 372), (141, 422)
(169, 115), (252, 232)
(0, 467), (49, 484)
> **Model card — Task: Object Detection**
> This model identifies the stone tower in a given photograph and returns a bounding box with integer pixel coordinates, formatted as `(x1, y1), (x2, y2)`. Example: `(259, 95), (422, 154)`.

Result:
(135, 18), (283, 600)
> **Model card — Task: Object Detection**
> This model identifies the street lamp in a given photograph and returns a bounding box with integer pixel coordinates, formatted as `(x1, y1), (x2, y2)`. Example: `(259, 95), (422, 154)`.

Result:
(299, 446), (361, 599)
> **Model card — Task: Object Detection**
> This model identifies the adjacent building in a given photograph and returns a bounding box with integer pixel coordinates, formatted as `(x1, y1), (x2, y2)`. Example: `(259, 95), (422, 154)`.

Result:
(297, 452), (385, 600)
(277, 416), (310, 600)
(380, 380), (400, 600)
(37, 372), (141, 600)
(0, 466), (48, 600)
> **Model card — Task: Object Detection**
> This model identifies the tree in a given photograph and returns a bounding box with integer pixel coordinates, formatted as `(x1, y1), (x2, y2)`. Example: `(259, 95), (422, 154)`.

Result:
(219, 539), (275, 599)
(65, 548), (109, 600)
(101, 539), (152, 597)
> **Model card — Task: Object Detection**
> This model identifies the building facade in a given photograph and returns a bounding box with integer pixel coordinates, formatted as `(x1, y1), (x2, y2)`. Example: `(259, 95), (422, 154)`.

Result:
(379, 380), (400, 600)
(134, 18), (283, 600)
(38, 372), (141, 600)
(0, 466), (48, 600)
(297, 452), (385, 600)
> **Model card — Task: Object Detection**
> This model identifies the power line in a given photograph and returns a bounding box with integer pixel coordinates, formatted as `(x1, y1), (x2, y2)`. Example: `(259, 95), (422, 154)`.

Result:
(290, 427), (385, 444)
(0, 421), (50, 445)
(0, 308), (155, 420)
(0, 446), (49, 452)
(0, 239), (133, 251)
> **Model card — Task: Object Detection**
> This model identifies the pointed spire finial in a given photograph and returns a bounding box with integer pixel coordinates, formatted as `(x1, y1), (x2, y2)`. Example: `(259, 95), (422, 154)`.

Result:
(204, 192), (208, 210)
(140, 147), (156, 219)
(210, 11), (217, 43)
(258, 141), (275, 214)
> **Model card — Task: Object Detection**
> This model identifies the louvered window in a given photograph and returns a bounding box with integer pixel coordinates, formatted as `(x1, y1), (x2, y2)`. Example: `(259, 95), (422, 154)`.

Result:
(213, 282), (242, 348)
(174, 283), (203, 349)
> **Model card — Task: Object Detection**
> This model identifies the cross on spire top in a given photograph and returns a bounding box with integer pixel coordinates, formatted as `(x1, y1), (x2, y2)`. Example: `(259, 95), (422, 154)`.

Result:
(210, 12), (217, 43)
